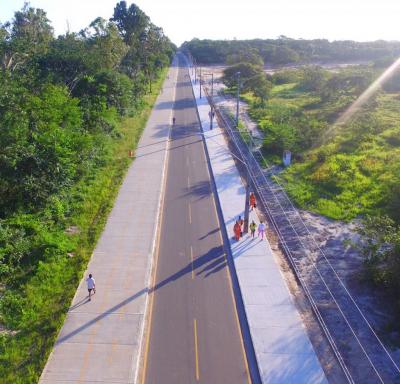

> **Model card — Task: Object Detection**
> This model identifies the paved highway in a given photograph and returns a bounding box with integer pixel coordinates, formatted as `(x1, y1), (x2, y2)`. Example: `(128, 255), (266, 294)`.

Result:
(142, 56), (251, 383)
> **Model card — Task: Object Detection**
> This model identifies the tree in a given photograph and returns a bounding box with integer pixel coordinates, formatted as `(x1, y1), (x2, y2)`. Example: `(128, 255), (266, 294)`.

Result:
(0, 4), (53, 73)
(226, 47), (264, 66)
(38, 33), (89, 91)
(299, 66), (327, 92)
(110, 1), (149, 45)
(82, 17), (128, 71)
(354, 215), (400, 299)
(10, 4), (53, 67)
(262, 122), (298, 155)
(270, 45), (300, 64)
(0, 23), (14, 71)
(184, 38), (400, 67)
(73, 70), (133, 115)
(222, 62), (263, 89)
(0, 80), (85, 212)
(109, 2), (174, 89)
(0, 3), (174, 380)
(245, 74), (272, 104)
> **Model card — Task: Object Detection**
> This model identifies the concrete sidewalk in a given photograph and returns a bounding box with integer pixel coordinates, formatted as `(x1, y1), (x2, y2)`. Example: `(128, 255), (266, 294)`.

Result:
(40, 60), (178, 384)
(188, 64), (328, 383)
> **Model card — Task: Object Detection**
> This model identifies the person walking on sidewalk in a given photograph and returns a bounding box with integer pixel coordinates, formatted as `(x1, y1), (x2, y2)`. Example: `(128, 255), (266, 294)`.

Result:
(86, 274), (96, 301)
(172, 116), (176, 125)
(249, 220), (257, 239)
(258, 221), (266, 240)
(234, 221), (241, 241)
(250, 192), (256, 211)
(237, 216), (244, 237)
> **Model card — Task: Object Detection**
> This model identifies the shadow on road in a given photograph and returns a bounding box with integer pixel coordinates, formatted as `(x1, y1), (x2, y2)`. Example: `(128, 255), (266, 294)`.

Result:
(154, 94), (195, 111)
(183, 179), (212, 202)
(196, 253), (227, 278)
(69, 297), (90, 311)
(56, 288), (149, 345)
(135, 138), (202, 159)
(56, 245), (227, 345)
(151, 245), (225, 291)
(198, 227), (220, 240)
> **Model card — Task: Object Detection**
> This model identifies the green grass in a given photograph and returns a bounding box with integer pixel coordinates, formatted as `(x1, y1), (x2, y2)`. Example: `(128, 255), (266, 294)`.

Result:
(281, 92), (400, 220)
(247, 68), (400, 222)
(271, 83), (297, 94)
(0, 68), (168, 383)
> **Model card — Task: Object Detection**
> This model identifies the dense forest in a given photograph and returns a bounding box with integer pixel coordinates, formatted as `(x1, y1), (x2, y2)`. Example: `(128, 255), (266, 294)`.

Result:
(183, 37), (400, 66)
(0, 2), (174, 381)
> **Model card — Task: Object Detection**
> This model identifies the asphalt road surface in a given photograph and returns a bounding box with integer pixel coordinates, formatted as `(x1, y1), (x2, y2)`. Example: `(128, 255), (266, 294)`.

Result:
(142, 56), (251, 383)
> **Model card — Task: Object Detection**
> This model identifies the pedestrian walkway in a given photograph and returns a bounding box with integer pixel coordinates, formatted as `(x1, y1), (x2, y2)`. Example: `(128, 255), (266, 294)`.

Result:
(187, 60), (328, 383)
(39, 60), (178, 384)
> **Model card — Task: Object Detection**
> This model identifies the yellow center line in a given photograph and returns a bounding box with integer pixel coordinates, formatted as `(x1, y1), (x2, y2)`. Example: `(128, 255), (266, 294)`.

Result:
(188, 203), (192, 224)
(190, 246), (194, 279)
(194, 318), (200, 381)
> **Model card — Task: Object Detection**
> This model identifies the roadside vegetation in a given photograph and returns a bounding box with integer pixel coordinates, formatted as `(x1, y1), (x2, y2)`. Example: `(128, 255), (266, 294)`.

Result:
(183, 37), (400, 66)
(244, 66), (400, 316)
(239, 65), (400, 223)
(0, 2), (174, 382)
(188, 38), (400, 324)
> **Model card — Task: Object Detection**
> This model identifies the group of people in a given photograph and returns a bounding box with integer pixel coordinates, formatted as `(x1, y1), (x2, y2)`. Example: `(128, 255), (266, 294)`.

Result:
(233, 216), (244, 240)
(86, 194), (265, 301)
(233, 192), (266, 241)
(250, 220), (266, 239)
(234, 217), (266, 241)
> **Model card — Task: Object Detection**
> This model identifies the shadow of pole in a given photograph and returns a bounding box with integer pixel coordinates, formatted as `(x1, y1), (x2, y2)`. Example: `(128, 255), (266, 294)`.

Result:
(56, 246), (226, 345)
(56, 288), (149, 345)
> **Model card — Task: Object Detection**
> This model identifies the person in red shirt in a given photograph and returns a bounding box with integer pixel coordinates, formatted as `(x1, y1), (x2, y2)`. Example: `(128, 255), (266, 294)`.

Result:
(237, 216), (244, 237)
(234, 221), (241, 241)
(250, 192), (256, 211)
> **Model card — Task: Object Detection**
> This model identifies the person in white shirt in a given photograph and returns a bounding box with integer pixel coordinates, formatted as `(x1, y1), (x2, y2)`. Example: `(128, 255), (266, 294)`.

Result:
(86, 274), (96, 301)
(258, 221), (266, 240)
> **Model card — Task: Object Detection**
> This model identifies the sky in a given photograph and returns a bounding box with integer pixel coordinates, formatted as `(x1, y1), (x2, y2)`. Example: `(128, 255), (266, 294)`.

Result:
(1, 0), (400, 46)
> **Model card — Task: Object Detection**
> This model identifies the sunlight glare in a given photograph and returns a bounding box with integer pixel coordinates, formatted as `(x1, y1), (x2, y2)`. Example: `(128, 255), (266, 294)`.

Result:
(322, 57), (400, 143)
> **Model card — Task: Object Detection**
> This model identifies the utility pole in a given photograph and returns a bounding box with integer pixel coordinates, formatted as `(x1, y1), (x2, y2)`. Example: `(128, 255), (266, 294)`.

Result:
(203, 72), (214, 129)
(210, 73), (214, 129)
(243, 167), (250, 233)
(236, 71), (241, 127)
(199, 67), (202, 99)
(202, 72), (214, 129)
(196, 132), (250, 233)
(235, 71), (249, 231)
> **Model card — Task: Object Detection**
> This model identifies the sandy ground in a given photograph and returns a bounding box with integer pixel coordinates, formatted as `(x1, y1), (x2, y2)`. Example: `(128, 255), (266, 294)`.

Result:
(299, 210), (400, 349)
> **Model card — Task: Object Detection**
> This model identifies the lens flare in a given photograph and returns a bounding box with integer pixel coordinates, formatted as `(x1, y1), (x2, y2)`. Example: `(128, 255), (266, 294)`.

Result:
(321, 57), (400, 143)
